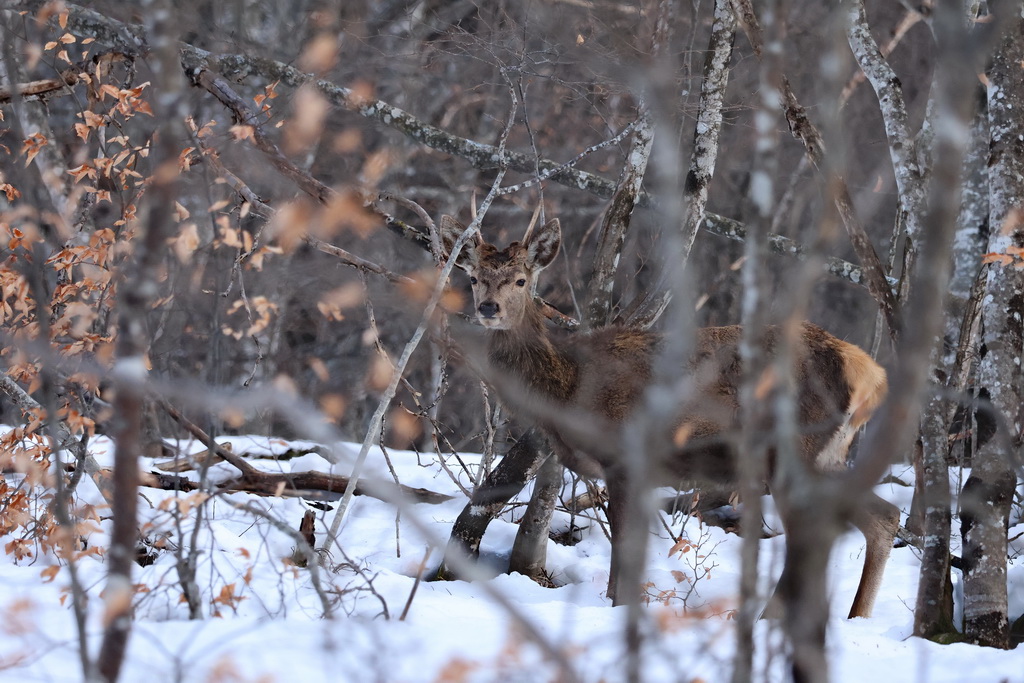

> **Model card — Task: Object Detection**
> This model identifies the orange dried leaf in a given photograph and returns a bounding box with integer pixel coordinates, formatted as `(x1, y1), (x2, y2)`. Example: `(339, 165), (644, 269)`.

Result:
(229, 124), (255, 141)
(668, 538), (692, 557)
(0, 183), (20, 201)
(320, 393), (347, 419)
(170, 223), (200, 263)
(21, 132), (48, 165)
(218, 224), (243, 248)
(981, 252), (1014, 266)
(298, 33), (339, 73)
(320, 283), (364, 311)
(283, 85), (328, 154)
(333, 128), (362, 154)
(388, 408), (422, 444)
(173, 201), (190, 222)
(365, 354), (394, 392)
(754, 366), (777, 400)
(672, 423), (694, 448)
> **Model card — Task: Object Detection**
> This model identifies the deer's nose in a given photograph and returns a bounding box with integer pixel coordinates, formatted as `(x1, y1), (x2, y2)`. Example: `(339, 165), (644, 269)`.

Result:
(478, 301), (500, 318)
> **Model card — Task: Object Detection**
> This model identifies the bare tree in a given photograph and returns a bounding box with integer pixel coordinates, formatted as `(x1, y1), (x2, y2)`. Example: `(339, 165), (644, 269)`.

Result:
(961, 7), (1024, 649)
(2, 2), (1023, 682)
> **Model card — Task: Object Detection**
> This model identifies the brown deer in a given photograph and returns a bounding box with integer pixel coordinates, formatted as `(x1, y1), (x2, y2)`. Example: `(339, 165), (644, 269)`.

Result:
(440, 214), (899, 618)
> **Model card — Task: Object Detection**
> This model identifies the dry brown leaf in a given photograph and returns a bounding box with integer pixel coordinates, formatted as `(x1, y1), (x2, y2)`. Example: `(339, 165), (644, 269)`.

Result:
(333, 128), (362, 153)
(319, 393), (348, 419)
(754, 366), (777, 400)
(388, 408), (422, 444)
(170, 223), (199, 263)
(298, 33), (339, 73)
(267, 200), (313, 252)
(365, 354), (394, 392)
(283, 85), (328, 154)
(672, 422), (694, 448)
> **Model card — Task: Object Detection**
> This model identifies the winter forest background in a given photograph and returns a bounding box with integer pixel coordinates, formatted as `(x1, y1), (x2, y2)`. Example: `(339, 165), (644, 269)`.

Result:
(0, 1), (1022, 682)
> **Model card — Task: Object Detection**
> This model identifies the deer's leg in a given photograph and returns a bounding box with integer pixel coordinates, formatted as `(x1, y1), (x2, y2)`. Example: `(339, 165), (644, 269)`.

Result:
(436, 429), (547, 580)
(847, 492), (899, 618)
(604, 471), (628, 605)
(509, 453), (563, 582)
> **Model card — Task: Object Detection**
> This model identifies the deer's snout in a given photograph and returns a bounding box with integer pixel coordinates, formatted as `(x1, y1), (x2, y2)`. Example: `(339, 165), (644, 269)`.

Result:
(478, 301), (500, 318)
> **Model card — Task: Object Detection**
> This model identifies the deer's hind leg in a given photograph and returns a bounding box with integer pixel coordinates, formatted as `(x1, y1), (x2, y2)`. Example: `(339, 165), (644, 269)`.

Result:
(604, 470), (628, 605)
(847, 491), (899, 618)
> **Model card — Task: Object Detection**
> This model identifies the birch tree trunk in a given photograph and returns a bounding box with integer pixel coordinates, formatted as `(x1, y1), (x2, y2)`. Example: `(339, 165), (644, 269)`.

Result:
(733, 0), (773, 677)
(961, 8), (1024, 649)
(679, 0), (735, 260)
(912, 106), (988, 640)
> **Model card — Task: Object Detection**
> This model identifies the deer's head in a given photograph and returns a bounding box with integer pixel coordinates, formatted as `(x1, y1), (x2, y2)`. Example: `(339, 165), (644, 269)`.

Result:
(440, 215), (561, 330)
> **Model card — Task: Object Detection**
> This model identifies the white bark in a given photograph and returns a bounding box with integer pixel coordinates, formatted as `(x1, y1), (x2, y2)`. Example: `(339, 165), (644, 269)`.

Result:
(680, 0), (736, 260)
(963, 8), (1024, 649)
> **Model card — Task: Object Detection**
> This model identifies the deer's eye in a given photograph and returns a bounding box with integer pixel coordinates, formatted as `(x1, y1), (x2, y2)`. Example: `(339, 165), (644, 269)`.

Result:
(516, 278), (527, 287)
(469, 276), (478, 285)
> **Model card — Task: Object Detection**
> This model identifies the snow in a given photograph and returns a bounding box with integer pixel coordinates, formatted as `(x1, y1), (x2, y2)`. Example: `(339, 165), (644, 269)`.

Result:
(0, 432), (1021, 682)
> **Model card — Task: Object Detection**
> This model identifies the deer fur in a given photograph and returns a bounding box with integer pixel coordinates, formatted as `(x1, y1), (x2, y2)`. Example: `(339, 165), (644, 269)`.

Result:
(441, 214), (899, 617)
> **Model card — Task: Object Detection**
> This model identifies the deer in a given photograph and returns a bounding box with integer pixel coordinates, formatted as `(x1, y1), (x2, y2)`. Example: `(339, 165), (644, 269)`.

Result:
(440, 214), (900, 619)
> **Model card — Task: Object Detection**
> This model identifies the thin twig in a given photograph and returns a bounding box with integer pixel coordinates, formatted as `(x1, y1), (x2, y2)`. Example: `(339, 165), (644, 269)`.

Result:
(398, 546), (432, 621)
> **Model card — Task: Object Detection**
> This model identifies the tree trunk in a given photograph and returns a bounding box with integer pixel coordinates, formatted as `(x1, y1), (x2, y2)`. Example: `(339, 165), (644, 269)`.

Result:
(914, 91), (990, 639)
(97, 3), (184, 677)
(913, 424), (956, 639)
(961, 9), (1024, 649)
(733, 0), (770, 679)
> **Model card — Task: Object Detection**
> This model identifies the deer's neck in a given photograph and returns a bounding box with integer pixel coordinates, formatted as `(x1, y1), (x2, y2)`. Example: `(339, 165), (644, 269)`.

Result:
(487, 308), (578, 403)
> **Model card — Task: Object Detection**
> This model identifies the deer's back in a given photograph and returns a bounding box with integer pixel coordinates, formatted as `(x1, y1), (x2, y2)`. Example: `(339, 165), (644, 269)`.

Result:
(569, 326), (659, 422)
(556, 322), (884, 485)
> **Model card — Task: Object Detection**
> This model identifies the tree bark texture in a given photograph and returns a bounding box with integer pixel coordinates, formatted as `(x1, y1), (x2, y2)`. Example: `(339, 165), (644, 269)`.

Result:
(962, 8), (1024, 649)
(680, 0), (735, 260)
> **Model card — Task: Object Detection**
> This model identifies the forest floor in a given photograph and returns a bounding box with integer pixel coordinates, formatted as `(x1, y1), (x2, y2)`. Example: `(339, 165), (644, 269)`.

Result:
(0, 431), (1021, 682)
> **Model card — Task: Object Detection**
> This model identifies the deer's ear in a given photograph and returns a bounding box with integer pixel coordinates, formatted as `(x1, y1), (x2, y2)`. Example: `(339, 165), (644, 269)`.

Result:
(526, 218), (561, 271)
(440, 215), (481, 271)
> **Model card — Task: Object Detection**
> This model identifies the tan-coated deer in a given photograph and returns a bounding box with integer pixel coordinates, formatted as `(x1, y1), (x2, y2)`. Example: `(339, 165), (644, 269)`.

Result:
(441, 214), (899, 618)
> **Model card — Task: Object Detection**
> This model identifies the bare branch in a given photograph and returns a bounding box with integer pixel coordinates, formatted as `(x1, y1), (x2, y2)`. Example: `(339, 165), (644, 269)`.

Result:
(681, 0), (736, 259)
(38, 1), (896, 300)
(733, 0), (901, 339)
(0, 66), (81, 102)
(583, 110), (654, 326)
(158, 398), (454, 505)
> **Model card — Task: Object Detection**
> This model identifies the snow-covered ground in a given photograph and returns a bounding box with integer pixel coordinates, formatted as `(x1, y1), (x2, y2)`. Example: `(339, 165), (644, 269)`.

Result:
(1, 432), (1021, 682)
